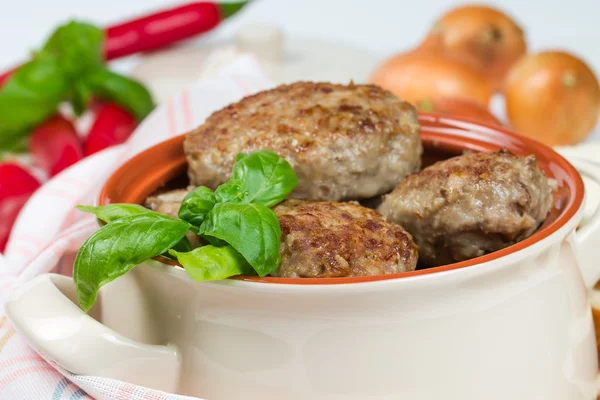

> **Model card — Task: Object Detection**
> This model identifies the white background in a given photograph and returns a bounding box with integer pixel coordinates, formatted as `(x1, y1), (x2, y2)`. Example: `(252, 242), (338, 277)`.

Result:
(1, 0), (600, 141)
(2, 0), (600, 72)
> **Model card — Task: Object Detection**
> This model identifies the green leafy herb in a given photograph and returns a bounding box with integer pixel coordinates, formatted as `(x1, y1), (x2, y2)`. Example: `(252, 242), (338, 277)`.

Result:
(77, 204), (151, 223)
(74, 150), (298, 312)
(0, 130), (32, 154)
(74, 213), (190, 311)
(37, 21), (104, 116)
(77, 203), (193, 265)
(215, 150), (298, 206)
(169, 245), (253, 281)
(71, 80), (93, 116)
(178, 187), (216, 227)
(0, 19), (154, 151)
(41, 21), (104, 79)
(0, 136), (28, 158)
(201, 235), (228, 247)
(83, 67), (154, 120)
(161, 235), (193, 260)
(169, 236), (193, 253)
(214, 179), (245, 203)
(200, 202), (281, 277)
(0, 58), (68, 149)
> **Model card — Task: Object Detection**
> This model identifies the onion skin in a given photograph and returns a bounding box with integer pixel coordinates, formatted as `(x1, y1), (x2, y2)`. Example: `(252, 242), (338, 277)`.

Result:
(370, 51), (494, 106)
(504, 51), (600, 146)
(422, 5), (527, 91)
(416, 97), (502, 126)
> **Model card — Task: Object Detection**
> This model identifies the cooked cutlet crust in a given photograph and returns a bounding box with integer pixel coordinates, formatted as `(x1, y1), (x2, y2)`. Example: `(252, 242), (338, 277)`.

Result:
(272, 199), (418, 277)
(378, 149), (553, 266)
(184, 81), (422, 201)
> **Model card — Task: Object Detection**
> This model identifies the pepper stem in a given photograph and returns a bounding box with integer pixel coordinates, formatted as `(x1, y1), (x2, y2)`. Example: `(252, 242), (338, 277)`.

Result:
(219, 1), (249, 19)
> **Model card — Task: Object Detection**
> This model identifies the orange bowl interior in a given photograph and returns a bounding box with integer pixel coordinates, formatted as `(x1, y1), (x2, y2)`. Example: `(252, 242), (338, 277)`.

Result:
(98, 113), (584, 284)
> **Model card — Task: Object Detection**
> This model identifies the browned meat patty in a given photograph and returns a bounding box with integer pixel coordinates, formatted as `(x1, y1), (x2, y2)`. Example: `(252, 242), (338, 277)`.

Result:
(272, 199), (418, 278)
(144, 191), (418, 278)
(184, 81), (422, 201)
(378, 149), (553, 266)
(144, 188), (191, 219)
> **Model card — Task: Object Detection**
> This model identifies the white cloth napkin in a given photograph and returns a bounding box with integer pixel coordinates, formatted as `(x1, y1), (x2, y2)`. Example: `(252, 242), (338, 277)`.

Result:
(0, 52), (274, 400)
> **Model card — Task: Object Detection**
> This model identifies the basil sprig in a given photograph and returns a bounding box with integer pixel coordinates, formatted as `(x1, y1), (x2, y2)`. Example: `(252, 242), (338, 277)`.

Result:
(74, 211), (191, 312)
(41, 21), (104, 79)
(83, 67), (154, 120)
(199, 202), (282, 277)
(169, 245), (254, 281)
(0, 20), (154, 151)
(0, 58), (68, 149)
(214, 151), (299, 206)
(74, 150), (298, 312)
(178, 186), (216, 228)
(78, 203), (150, 223)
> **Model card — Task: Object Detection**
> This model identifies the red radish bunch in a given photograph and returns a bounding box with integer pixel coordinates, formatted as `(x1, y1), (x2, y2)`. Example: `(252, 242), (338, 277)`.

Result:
(30, 115), (83, 178)
(84, 103), (136, 156)
(0, 103), (137, 252)
(0, 164), (42, 251)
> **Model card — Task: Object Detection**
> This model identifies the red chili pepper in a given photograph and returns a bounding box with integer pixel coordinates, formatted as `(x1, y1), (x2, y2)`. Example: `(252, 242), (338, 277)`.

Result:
(30, 115), (83, 178)
(0, 1), (248, 87)
(0, 163), (42, 252)
(84, 103), (137, 156)
(105, 2), (246, 60)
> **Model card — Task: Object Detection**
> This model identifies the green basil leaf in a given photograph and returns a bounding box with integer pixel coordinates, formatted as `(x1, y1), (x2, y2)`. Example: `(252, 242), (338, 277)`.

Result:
(0, 140), (28, 160)
(0, 58), (68, 145)
(171, 236), (193, 252)
(83, 67), (154, 120)
(77, 204), (151, 223)
(77, 205), (193, 259)
(169, 245), (254, 281)
(215, 150), (298, 207)
(178, 186), (216, 227)
(71, 80), (93, 116)
(74, 213), (191, 311)
(214, 178), (245, 203)
(163, 235), (193, 259)
(200, 202), (281, 277)
(0, 131), (29, 154)
(41, 20), (104, 78)
(200, 235), (228, 247)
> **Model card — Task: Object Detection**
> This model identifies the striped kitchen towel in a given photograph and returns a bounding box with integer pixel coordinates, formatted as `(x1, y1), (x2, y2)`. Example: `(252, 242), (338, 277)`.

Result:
(0, 53), (274, 400)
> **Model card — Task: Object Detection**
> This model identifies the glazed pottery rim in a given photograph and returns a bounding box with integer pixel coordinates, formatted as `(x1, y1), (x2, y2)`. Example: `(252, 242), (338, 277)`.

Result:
(98, 113), (585, 285)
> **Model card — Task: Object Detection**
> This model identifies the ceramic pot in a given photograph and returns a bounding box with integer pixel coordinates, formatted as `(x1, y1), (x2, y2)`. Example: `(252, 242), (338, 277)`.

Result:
(7, 114), (600, 399)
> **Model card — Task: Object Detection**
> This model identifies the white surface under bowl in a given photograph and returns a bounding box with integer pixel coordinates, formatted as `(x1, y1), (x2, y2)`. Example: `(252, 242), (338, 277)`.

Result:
(130, 27), (382, 104)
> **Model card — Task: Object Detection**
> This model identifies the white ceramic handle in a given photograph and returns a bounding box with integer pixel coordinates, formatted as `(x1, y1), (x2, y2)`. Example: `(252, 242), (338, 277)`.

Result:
(4, 274), (181, 392)
(568, 157), (600, 288)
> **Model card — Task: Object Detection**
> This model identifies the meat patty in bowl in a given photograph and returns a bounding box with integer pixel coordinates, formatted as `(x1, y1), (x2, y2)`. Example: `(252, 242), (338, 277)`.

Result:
(272, 199), (418, 278)
(144, 192), (418, 278)
(378, 149), (553, 266)
(184, 81), (422, 201)
(144, 188), (190, 218)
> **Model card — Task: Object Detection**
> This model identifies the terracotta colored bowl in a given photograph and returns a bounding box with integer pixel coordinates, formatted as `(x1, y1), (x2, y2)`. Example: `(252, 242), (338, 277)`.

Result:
(98, 113), (583, 284)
